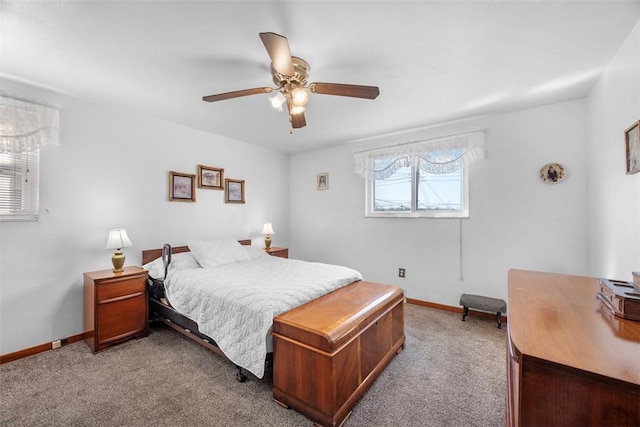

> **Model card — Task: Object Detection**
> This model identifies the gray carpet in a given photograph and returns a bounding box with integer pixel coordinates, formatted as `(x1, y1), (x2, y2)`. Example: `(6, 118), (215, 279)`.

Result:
(1, 304), (506, 426)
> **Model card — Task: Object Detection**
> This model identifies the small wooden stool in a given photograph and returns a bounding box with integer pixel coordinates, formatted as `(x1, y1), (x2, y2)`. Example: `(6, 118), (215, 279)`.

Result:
(459, 294), (507, 329)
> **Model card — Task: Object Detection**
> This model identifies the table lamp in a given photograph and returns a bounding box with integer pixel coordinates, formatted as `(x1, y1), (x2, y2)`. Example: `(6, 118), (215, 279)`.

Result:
(105, 229), (133, 272)
(261, 223), (275, 249)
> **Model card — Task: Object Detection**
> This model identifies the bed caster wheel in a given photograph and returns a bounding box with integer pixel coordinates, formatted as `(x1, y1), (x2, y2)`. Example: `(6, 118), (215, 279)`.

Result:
(396, 343), (405, 354)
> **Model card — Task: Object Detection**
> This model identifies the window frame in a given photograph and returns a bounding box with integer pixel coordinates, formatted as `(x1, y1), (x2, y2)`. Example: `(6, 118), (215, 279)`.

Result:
(365, 157), (469, 218)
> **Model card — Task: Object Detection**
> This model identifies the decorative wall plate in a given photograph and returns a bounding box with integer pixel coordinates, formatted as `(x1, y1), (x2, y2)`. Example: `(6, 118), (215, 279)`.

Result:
(539, 163), (566, 184)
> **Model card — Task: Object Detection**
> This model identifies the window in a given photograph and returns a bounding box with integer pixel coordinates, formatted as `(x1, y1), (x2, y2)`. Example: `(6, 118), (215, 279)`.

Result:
(355, 132), (484, 218)
(368, 149), (468, 218)
(0, 95), (59, 222)
(0, 150), (40, 221)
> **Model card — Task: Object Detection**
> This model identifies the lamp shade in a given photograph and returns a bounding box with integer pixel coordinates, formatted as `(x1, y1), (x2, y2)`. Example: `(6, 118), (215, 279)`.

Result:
(291, 86), (310, 107)
(105, 229), (133, 251)
(269, 92), (286, 110)
(261, 223), (275, 235)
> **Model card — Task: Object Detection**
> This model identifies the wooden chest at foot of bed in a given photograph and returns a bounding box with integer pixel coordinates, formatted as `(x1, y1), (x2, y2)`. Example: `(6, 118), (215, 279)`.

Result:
(272, 281), (405, 427)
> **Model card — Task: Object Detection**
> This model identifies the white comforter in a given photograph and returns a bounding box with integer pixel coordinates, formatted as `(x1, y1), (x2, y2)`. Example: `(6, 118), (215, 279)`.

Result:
(164, 255), (362, 378)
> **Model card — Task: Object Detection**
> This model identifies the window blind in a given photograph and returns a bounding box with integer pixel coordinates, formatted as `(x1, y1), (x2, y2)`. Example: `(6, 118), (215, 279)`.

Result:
(0, 94), (59, 222)
(0, 150), (39, 221)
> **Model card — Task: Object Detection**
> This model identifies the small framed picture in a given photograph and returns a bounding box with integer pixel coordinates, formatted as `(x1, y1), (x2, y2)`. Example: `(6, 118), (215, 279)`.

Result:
(317, 173), (329, 190)
(169, 171), (196, 202)
(197, 165), (224, 189)
(625, 120), (640, 174)
(225, 178), (245, 204)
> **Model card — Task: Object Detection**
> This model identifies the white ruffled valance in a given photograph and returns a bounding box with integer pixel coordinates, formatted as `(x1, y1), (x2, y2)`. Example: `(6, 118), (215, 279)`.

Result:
(354, 131), (485, 180)
(0, 94), (60, 154)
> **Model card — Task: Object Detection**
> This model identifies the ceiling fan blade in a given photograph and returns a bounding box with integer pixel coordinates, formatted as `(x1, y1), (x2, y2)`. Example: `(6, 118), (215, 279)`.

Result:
(202, 87), (273, 102)
(259, 32), (295, 76)
(309, 82), (380, 99)
(290, 111), (306, 129)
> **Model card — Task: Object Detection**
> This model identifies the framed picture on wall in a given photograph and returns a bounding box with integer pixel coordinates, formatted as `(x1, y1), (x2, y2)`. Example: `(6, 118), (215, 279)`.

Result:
(169, 171), (196, 202)
(625, 120), (640, 174)
(225, 178), (245, 203)
(317, 173), (329, 190)
(197, 165), (224, 189)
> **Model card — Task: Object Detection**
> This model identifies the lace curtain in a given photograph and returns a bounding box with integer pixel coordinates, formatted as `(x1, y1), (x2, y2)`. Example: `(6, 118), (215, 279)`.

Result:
(354, 131), (485, 179)
(0, 94), (60, 154)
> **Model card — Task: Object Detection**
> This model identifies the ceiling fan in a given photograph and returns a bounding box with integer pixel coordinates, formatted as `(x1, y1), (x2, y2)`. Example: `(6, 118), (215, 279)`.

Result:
(202, 32), (380, 131)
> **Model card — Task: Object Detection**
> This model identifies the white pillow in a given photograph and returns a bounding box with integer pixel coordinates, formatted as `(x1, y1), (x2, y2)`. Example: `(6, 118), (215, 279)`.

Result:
(170, 252), (202, 270)
(143, 251), (201, 279)
(244, 245), (269, 259)
(187, 238), (251, 268)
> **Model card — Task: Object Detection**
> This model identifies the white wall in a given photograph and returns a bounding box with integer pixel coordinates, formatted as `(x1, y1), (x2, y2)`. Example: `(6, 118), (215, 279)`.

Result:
(290, 100), (589, 309)
(0, 78), (290, 355)
(586, 20), (640, 279)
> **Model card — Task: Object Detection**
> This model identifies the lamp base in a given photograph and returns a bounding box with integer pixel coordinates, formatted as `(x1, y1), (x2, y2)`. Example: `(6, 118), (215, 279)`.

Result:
(112, 251), (125, 273)
(265, 235), (272, 249)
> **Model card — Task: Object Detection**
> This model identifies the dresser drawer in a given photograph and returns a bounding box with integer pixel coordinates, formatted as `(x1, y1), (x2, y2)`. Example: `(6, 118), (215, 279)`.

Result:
(96, 274), (146, 301)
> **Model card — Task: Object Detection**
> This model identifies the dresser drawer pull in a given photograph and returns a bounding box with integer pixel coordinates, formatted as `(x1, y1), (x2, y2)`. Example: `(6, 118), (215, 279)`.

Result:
(98, 291), (145, 304)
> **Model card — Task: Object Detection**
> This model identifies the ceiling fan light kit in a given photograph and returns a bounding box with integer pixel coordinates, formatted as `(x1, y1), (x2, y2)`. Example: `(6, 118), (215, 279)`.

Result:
(202, 32), (380, 131)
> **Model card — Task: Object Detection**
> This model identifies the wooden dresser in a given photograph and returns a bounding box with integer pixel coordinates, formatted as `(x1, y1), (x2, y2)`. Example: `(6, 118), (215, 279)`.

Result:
(506, 269), (640, 426)
(84, 266), (149, 353)
(272, 281), (405, 427)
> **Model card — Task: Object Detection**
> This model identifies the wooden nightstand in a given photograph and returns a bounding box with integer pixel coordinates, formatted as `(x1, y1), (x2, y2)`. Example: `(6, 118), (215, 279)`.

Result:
(265, 247), (288, 258)
(83, 266), (148, 353)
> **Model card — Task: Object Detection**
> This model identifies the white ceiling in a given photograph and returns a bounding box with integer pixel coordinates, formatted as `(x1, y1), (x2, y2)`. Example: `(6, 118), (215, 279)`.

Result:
(1, 1), (638, 153)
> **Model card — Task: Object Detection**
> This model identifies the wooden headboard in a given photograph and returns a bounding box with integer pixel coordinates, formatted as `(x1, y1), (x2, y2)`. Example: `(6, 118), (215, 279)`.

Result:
(141, 239), (252, 265)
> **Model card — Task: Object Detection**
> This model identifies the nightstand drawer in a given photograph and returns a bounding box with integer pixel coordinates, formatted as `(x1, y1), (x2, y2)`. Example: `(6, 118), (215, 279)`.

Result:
(96, 274), (146, 301)
(97, 293), (147, 345)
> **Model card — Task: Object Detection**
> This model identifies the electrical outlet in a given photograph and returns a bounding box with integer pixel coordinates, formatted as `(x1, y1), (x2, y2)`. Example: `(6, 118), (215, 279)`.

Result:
(52, 340), (61, 349)
(398, 268), (405, 278)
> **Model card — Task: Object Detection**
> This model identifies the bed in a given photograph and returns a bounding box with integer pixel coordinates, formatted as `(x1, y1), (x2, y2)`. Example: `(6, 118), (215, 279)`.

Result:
(142, 238), (405, 426)
(141, 238), (363, 380)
